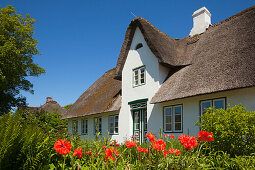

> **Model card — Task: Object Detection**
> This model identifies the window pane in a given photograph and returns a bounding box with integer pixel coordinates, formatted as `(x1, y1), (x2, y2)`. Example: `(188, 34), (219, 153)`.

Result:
(201, 101), (212, 114)
(135, 123), (139, 130)
(99, 118), (102, 133)
(174, 106), (182, 115)
(85, 120), (88, 134)
(165, 108), (172, 116)
(109, 116), (114, 133)
(166, 123), (171, 131)
(175, 115), (181, 122)
(166, 116), (171, 123)
(135, 80), (138, 85)
(140, 78), (145, 84)
(214, 99), (225, 109)
(140, 68), (145, 73)
(175, 123), (181, 131)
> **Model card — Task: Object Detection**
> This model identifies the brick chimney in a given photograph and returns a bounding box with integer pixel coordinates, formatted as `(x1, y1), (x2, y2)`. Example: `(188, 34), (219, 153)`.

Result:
(189, 7), (211, 37)
(46, 97), (53, 103)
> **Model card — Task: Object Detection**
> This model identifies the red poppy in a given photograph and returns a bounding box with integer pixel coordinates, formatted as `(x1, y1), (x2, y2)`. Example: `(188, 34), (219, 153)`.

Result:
(137, 146), (149, 153)
(85, 151), (92, 157)
(178, 134), (197, 150)
(110, 141), (120, 146)
(54, 139), (71, 155)
(102, 146), (107, 149)
(105, 147), (119, 161)
(125, 140), (137, 148)
(197, 131), (214, 142)
(169, 135), (175, 140)
(73, 147), (83, 159)
(163, 149), (181, 157)
(153, 139), (166, 151)
(145, 132), (156, 142)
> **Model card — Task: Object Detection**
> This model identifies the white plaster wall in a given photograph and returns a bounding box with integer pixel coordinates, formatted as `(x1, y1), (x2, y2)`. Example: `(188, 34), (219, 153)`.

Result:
(119, 28), (169, 143)
(67, 111), (120, 141)
(157, 86), (255, 138)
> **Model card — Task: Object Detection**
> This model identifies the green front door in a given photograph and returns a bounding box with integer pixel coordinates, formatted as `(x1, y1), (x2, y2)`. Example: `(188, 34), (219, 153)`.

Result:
(133, 109), (147, 143)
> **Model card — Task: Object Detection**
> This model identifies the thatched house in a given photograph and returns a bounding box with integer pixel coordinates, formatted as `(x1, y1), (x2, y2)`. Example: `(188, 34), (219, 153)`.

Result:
(26, 97), (66, 115)
(62, 6), (255, 143)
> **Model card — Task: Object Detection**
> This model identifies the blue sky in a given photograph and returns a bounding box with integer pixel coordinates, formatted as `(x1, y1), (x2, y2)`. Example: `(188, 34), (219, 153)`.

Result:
(1, 0), (254, 107)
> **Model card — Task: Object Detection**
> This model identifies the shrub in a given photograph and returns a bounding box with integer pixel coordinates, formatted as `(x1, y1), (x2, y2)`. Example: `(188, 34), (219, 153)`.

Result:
(0, 112), (51, 169)
(198, 105), (255, 156)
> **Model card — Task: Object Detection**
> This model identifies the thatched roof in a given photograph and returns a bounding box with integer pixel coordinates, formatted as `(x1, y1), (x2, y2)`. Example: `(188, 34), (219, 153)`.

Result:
(114, 17), (191, 80)
(62, 68), (121, 119)
(151, 6), (255, 103)
(26, 100), (66, 115)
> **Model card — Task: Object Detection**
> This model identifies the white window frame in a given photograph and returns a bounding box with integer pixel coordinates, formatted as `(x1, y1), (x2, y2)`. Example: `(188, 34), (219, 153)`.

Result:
(81, 119), (88, 135)
(94, 117), (102, 134)
(108, 115), (119, 134)
(200, 98), (226, 115)
(133, 66), (146, 87)
(163, 105), (183, 133)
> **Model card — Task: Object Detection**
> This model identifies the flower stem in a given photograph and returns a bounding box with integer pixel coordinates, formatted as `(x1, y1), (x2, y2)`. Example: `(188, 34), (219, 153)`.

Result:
(63, 155), (66, 170)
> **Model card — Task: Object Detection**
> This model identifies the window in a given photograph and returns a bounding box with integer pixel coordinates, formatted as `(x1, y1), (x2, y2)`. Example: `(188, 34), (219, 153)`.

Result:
(108, 115), (119, 134)
(133, 66), (145, 87)
(72, 120), (78, 135)
(200, 98), (226, 114)
(135, 43), (143, 50)
(164, 105), (182, 132)
(81, 119), (88, 135)
(94, 117), (102, 134)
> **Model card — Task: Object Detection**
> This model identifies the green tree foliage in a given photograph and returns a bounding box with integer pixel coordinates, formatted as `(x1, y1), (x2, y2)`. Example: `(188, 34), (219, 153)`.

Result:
(198, 105), (255, 156)
(63, 104), (72, 111)
(0, 5), (45, 114)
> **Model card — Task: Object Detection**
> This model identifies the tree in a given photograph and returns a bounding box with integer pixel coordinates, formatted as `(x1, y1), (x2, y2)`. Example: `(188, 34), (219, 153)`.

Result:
(63, 104), (72, 111)
(0, 5), (45, 114)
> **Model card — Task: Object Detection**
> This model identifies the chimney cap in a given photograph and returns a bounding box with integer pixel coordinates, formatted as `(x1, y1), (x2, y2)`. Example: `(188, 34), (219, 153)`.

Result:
(192, 7), (211, 18)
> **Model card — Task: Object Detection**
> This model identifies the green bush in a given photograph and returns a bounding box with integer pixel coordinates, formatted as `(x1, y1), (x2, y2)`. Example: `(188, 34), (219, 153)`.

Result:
(199, 105), (255, 156)
(0, 110), (69, 169)
(0, 112), (51, 169)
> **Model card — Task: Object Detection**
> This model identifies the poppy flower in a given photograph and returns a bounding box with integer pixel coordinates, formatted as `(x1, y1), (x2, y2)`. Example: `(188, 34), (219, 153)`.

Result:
(178, 134), (197, 150)
(54, 139), (71, 155)
(145, 132), (156, 142)
(125, 140), (137, 148)
(102, 146), (107, 149)
(73, 147), (83, 159)
(110, 141), (120, 146)
(153, 139), (166, 151)
(169, 135), (175, 140)
(163, 149), (181, 157)
(105, 147), (119, 161)
(85, 151), (92, 157)
(137, 146), (149, 153)
(197, 131), (214, 142)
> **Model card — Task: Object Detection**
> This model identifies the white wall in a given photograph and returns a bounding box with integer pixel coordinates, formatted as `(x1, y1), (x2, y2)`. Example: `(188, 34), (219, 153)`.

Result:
(119, 28), (169, 142)
(67, 111), (120, 141)
(154, 86), (255, 138)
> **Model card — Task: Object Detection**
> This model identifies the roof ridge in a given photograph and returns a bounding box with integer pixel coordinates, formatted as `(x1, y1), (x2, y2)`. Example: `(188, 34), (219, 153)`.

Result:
(210, 5), (255, 28)
(132, 17), (175, 40)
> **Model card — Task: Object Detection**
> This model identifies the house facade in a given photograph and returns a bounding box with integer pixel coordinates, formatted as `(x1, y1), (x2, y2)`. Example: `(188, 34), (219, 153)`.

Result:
(62, 6), (255, 143)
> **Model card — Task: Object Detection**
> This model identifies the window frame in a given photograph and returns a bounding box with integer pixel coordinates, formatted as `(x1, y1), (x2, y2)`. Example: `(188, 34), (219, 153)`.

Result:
(133, 66), (146, 87)
(163, 104), (183, 133)
(135, 43), (143, 50)
(81, 119), (88, 135)
(108, 115), (119, 135)
(199, 97), (226, 116)
(94, 117), (102, 135)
